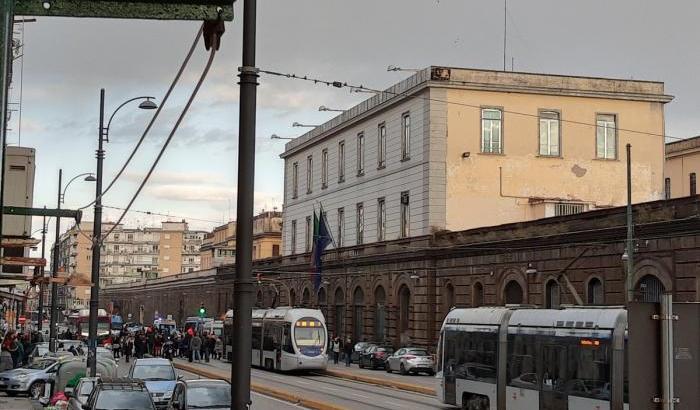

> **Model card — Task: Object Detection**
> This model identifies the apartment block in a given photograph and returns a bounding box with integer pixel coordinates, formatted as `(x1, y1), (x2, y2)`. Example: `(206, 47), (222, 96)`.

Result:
(665, 135), (699, 198)
(280, 66), (673, 254)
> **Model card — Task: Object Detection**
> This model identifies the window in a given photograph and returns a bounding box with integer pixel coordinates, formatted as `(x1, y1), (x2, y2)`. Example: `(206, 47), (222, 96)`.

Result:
(321, 149), (328, 188)
(356, 203), (364, 245)
(272, 244), (280, 257)
(555, 202), (586, 216)
(481, 108), (503, 154)
(292, 162), (299, 198)
(377, 198), (386, 241)
(400, 191), (410, 238)
(664, 178), (671, 200)
(587, 278), (604, 305)
(539, 111), (560, 156)
(305, 216), (312, 252)
(337, 208), (344, 247)
(378, 123), (386, 168)
(113, 245), (119, 252)
(114, 234), (120, 241)
(127, 234), (133, 241)
(338, 141), (345, 182)
(357, 133), (365, 175)
(545, 280), (560, 308)
(291, 220), (297, 254)
(691, 173), (697, 196)
(596, 114), (617, 159)
(401, 112), (411, 160)
(306, 156), (313, 194)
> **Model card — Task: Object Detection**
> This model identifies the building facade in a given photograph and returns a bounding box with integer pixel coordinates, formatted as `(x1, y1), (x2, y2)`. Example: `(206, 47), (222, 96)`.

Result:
(281, 67), (672, 255)
(665, 135), (699, 198)
(199, 211), (283, 270)
(56, 220), (207, 300)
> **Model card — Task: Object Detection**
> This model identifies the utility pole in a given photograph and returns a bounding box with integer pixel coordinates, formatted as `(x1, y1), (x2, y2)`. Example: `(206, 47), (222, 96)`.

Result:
(49, 170), (62, 352)
(37, 212), (46, 331)
(88, 88), (106, 377)
(0, 0), (14, 270)
(625, 144), (634, 303)
(232, 0), (258, 408)
(503, 0), (507, 71)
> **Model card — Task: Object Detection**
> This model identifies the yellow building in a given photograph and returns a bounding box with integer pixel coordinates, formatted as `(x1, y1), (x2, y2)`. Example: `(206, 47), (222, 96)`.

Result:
(665, 135), (699, 198)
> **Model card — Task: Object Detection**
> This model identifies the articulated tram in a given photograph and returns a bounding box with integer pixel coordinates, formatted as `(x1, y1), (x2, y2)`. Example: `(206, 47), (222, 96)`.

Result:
(224, 307), (328, 371)
(438, 306), (627, 410)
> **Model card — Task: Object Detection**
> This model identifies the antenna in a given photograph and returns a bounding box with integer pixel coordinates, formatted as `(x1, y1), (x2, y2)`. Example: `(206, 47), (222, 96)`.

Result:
(503, 0), (507, 71)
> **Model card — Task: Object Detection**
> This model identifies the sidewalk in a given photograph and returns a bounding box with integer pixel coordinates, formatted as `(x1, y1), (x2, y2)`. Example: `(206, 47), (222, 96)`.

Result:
(0, 395), (43, 410)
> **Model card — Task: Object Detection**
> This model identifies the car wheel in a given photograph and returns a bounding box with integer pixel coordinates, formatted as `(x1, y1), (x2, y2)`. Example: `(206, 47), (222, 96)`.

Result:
(358, 360), (364, 369)
(427, 370), (435, 376)
(29, 381), (45, 399)
(400, 363), (408, 375)
(386, 364), (392, 373)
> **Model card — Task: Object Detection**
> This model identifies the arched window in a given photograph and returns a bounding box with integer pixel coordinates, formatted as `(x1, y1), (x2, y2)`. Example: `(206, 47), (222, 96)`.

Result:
(636, 275), (664, 303)
(587, 278), (604, 305)
(473, 282), (484, 307)
(352, 287), (364, 342)
(302, 288), (310, 307)
(443, 283), (455, 317)
(545, 280), (560, 308)
(504, 280), (524, 305)
(256, 290), (263, 308)
(289, 288), (296, 307)
(398, 285), (411, 345)
(374, 286), (386, 343)
(334, 287), (345, 337)
(317, 287), (328, 321)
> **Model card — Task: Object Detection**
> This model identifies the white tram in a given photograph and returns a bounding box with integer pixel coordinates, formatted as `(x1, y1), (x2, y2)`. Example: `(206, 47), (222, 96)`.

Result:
(438, 306), (628, 410)
(223, 307), (328, 371)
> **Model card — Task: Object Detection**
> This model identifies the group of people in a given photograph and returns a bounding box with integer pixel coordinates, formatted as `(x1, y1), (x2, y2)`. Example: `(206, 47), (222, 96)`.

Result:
(0, 329), (44, 370)
(330, 335), (355, 367)
(177, 329), (223, 363)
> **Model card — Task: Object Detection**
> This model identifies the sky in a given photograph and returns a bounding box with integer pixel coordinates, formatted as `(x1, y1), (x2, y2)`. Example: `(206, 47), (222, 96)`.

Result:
(6, 0), (700, 256)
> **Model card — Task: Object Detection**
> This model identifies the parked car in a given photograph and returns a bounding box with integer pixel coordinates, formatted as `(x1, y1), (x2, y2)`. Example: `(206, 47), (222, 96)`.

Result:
(66, 376), (99, 410)
(351, 342), (374, 363)
(168, 379), (231, 410)
(385, 347), (435, 375)
(358, 345), (394, 370)
(81, 377), (156, 410)
(0, 357), (58, 398)
(128, 357), (179, 409)
(29, 340), (85, 362)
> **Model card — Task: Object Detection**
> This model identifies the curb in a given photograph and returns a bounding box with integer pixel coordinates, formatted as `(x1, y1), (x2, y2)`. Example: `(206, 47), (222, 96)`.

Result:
(322, 369), (436, 396)
(173, 362), (346, 410)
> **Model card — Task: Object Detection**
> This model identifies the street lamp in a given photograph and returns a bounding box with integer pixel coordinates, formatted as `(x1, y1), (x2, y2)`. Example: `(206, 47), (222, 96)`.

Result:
(49, 170), (95, 352)
(88, 89), (158, 376)
(318, 105), (343, 113)
(60, 173), (96, 204)
(292, 122), (318, 128)
(270, 134), (294, 141)
(387, 65), (420, 72)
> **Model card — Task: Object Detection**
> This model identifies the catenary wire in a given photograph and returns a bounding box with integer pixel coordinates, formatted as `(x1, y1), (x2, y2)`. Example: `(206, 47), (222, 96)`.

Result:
(102, 205), (223, 225)
(257, 68), (686, 141)
(78, 25), (204, 212)
(98, 44), (219, 246)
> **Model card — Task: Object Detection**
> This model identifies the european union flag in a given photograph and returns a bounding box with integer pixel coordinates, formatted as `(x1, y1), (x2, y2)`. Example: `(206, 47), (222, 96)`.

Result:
(310, 206), (333, 291)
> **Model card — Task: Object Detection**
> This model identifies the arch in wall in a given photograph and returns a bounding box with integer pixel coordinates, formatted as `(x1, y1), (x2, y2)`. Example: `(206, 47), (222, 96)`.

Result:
(374, 285), (387, 343)
(631, 257), (673, 302)
(545, 279), (560, 308)
(503, 280), (524, 305)
(289, 288), (296, 307)
(498, 268), (528, 305)
(397, 284), (411, 346)
(352, 286), (365, 341)
(302, 287), (311, 307)
(472, 281), (484, 307)
(442, 281), (455, 318)
(586, 276), (604, 305)
(333, 287), (345, 337)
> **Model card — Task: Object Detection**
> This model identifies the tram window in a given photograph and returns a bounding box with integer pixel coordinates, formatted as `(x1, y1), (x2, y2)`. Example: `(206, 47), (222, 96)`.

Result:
(282, 325), (294, 354)
(445, 330), (497, 383)
(566, 338), (611, 400)
(507, 334), (538, 389)
(263, 324), (281, 351)
(252, 326), (263, 350)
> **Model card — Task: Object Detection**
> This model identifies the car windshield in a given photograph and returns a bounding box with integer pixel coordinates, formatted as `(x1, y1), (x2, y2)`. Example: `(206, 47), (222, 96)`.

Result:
(294, 318), (325, 357)
(26, 360), (55, 370)
(95, 390), (153, 410)
(79, 381), (95, 396)
(406, 349), (429, 356)
(187, 384), (231, 408)
(132, 365), (175, 381)
(377, 347), (393, 353)
(97, 322), (111, 332)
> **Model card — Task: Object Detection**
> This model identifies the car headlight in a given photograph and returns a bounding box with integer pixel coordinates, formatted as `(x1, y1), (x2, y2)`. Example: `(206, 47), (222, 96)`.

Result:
(15, 374), (29, 381)
(163, 390), (173, 399)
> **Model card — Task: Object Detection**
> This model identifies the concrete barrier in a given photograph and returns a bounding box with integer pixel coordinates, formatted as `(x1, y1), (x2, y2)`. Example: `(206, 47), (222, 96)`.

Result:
(174, 362), (346, 410)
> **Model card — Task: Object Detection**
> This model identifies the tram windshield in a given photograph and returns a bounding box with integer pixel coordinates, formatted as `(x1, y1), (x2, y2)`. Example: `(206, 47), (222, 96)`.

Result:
(294, 317), (325, 357)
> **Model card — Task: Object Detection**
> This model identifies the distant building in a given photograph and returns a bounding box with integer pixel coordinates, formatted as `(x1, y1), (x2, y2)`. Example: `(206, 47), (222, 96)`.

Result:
(199, 211), (282, 270)
(665, 135), (699, 198)
(281, 67), (673, 255)
(56, 220), (207, 306)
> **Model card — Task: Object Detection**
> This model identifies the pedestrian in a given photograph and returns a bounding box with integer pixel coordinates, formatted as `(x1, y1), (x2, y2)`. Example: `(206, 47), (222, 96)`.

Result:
(154, 332), (163, 357)
(2, 331), (20, 368)
(344, 337), (353, 367)
(214, 336), (223, 360)
(123, 334), (133, 363)
(190, 332), (202, 363)
(331, 336), (340, 365)
(112, 334), (121, 359)
(206, 333), (216, 362)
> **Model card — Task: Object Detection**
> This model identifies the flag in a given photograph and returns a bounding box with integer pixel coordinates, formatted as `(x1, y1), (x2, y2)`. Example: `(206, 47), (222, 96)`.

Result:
(310, 205), (333, 291)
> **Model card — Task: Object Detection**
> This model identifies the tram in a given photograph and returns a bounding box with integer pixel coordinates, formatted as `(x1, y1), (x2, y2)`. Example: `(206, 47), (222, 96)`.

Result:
(437, 306), (627, 410)
(223, 307), (328, 371)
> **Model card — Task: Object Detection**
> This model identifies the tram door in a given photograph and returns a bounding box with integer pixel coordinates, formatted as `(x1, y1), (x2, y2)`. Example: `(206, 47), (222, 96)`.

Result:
(541, 345), (568, 410)
(442, 332), (457, 405)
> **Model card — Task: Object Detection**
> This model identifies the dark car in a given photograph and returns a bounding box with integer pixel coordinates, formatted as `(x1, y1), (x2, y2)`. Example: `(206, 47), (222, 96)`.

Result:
(358, 345), (394, 370)
(168, 379), (231, 410)
(351, 342), (375, 363)
(82, 378), (156, 410)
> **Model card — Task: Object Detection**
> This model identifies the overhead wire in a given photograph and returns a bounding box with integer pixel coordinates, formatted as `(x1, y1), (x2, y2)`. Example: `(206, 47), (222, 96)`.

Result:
(102, 205), (224, 225)
(257, 68), (687, 141)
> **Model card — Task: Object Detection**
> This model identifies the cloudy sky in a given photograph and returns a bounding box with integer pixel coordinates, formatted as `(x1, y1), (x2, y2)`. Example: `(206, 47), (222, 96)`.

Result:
(7, 0), (700, 254)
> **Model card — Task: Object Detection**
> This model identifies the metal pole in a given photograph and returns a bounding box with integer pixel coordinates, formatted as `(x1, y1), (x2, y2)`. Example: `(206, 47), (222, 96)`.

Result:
(37, 212), (46, 332)
(0, 0), (14, 271)
(660, 293), (675, 410)
(503, 0), (507, 71)
(49, 170), (62, 352)
(88, 88), (105, 377)
(232, 0), (258, 408)
(625, 144), (634, 303)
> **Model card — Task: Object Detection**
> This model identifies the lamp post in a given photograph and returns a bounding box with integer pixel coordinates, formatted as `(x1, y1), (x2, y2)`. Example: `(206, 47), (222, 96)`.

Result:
(270, 134), (294, 141)
(37, 213), (47, 332)
(292, 122), (318, 128)
(318, 105), (343, 113)
(49, 170), (95, 352)
(88, 89), (157, 377)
